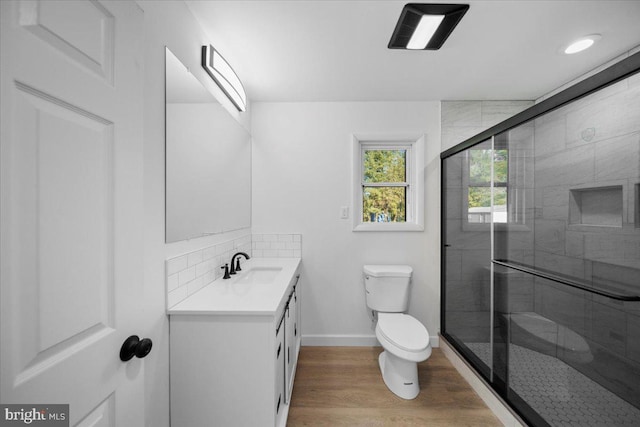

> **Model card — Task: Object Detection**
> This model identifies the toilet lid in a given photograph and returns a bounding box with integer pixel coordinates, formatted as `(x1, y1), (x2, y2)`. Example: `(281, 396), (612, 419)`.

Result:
(363, 265), (412, 278)
(378, 313), (430, 352)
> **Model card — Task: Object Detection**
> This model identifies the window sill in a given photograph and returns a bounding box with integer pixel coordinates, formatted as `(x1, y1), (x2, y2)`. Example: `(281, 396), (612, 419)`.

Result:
(353, 222), (424, 232)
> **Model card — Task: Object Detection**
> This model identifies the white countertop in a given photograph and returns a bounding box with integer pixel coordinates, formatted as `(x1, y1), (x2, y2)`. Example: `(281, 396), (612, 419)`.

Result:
(168, 258), (301, 316)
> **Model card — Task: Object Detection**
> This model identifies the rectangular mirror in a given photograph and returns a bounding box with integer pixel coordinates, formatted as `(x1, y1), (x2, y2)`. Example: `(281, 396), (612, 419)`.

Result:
(165, 47), (251, 243)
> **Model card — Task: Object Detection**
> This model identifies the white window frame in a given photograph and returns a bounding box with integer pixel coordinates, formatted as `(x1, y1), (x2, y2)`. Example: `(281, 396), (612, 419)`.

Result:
(352, 134), (425, 232)
(462, 141), (530, 232)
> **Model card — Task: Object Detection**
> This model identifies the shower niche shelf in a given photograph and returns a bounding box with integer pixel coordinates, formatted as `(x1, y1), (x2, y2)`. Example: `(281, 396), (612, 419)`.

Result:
(569, 186), (623, 227)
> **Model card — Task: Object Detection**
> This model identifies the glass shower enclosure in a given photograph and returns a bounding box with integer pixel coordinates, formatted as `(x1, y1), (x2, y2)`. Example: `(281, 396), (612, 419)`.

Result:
(441, 52), (640, 427)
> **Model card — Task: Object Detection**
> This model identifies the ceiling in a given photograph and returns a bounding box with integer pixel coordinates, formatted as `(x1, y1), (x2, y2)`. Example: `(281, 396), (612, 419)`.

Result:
(185, 0), (640, 103)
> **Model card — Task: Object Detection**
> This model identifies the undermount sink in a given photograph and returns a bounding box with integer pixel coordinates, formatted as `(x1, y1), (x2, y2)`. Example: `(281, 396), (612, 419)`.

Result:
(167, 257), (301, 315)
(234, 267), (282, 284)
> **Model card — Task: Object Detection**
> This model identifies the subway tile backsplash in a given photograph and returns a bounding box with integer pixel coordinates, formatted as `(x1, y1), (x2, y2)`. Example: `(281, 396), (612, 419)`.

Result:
(166, 233), (251, 309)
(252, 233), (302, 258)
(166, 233), (302, 309)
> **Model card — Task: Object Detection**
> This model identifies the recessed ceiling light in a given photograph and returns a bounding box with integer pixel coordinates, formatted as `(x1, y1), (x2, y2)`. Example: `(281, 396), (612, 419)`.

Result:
(388, 3), (469, 50)
(564, 34), (602, 55)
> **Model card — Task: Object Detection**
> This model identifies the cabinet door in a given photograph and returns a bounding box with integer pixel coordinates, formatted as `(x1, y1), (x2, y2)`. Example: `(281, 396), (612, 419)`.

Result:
(286, 294), (299, 402)
(284, 302), (293, 403)
(294, 279), (301, 355)
(275, 315), (285, 423)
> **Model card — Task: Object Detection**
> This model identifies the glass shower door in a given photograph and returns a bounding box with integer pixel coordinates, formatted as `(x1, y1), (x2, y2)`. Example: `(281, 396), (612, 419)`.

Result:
(492, 78), (640, 426)
(443, 139), (493, 379)
(441, 59), (640, 426)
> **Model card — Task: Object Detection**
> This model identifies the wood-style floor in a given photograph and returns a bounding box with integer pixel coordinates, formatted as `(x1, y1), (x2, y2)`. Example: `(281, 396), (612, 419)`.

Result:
(287, 346), (502, 426)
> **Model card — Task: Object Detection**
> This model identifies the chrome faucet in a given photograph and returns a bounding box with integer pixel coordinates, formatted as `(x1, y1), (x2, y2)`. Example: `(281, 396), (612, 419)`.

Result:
(230, 252), (250, 275)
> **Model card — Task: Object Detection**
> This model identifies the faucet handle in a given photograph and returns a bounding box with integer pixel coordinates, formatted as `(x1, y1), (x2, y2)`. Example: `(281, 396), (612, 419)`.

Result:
(221, 264), (231, 279)
(234, 257), (243, 272)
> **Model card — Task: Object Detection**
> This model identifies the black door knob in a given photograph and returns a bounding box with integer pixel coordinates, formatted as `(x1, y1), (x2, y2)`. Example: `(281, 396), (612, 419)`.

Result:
(120, 335), (153, 361)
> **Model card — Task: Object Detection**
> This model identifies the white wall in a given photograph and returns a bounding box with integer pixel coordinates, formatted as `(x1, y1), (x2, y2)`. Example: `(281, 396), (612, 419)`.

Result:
(138, 1), (252, 425)
(251, 102), (441, 345)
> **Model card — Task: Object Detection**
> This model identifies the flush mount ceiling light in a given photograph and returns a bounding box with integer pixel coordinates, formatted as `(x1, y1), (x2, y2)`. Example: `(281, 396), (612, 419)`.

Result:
(201, 45), (247, 111)
(563, 34), (602, 55)
(388, 3), (469, 50)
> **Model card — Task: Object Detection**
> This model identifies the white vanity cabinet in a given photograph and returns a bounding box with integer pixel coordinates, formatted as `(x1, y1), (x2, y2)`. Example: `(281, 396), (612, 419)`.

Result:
(277, 273), (301, 424)
(169, 259), (301, 427)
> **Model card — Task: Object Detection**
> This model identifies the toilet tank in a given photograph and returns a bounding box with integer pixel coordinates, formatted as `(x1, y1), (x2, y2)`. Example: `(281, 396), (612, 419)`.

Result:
(363, 265), (413, 312)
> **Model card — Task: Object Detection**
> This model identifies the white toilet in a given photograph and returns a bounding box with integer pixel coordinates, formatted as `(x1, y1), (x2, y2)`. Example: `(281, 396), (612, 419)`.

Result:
(364, 265), (432, 399)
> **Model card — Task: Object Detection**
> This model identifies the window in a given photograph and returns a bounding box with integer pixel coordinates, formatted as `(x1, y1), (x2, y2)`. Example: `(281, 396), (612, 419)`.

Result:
(467, 148), (508, 224)
(462, 133), (530, 231)
(362, 146), (409, 223)
(352, 135), (424, 231)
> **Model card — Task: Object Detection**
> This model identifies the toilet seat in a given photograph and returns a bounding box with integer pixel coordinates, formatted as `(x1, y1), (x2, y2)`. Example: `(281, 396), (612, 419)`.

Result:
(377, 313), (430, 352)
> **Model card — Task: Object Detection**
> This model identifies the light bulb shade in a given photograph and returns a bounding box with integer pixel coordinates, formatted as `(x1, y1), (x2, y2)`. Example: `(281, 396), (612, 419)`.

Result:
(388, 3), (469, 50)
(202, 45), (247, 112)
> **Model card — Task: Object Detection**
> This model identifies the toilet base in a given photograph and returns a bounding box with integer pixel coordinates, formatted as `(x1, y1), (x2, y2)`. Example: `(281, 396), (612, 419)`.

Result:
(378, 350), (420, 399)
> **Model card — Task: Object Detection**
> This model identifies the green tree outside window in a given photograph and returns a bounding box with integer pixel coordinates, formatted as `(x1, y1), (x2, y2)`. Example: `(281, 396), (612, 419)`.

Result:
(362, 149), (407, 222)
(468, 149), (508, 223)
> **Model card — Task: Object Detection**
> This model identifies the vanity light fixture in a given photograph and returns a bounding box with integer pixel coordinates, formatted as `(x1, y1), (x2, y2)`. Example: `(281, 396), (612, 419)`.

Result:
(388, 3), (469, 50)
(201, 45), (247, 111)
(563, 34), (602, 55)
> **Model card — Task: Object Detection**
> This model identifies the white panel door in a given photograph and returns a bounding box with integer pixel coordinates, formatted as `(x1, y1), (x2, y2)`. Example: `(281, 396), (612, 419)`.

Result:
(1, 1), (145, 425)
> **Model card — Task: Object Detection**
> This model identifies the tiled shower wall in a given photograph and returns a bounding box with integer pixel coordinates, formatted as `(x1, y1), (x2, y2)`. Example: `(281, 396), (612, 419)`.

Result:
(441, 101), (534, 151)
(166, 233), (302, 308)
(533, 74), (640, 275)
(530, 73), (640, 402)
(443, 76), (640, 406)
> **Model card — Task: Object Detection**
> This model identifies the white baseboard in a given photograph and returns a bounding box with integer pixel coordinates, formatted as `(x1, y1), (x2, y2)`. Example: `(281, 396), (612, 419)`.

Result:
(430, 336), (439, 348)
(302, 334), (378, 346)
(439, 336), (526, 427)
(302, 334), (440, 348)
